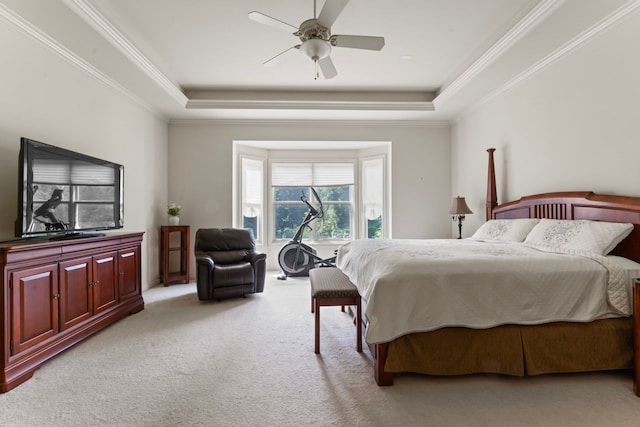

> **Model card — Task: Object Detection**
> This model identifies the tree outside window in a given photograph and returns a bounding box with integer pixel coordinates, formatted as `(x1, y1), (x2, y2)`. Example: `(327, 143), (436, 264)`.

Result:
(274, 187), (310, 240)
(273, 185), (353, 241)
(315, 186), (352, 240)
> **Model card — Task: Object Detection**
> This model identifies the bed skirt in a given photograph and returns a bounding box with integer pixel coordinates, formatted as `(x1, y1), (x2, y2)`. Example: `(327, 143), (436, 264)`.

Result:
(384, 318), (633, 376)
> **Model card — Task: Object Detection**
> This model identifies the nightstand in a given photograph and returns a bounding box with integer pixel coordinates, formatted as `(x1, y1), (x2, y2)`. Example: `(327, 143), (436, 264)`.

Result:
(160, 225), (190, 285)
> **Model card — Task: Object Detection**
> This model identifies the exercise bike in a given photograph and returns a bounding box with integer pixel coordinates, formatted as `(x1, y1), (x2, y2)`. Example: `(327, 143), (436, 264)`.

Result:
(277, 187), (336, 278)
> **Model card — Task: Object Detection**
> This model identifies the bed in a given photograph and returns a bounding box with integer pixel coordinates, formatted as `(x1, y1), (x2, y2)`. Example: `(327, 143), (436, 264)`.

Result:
(336, 148), (640, 395)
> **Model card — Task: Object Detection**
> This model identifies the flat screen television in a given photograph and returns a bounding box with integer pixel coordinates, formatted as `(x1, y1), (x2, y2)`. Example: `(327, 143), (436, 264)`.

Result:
(15, 137), (124, 239)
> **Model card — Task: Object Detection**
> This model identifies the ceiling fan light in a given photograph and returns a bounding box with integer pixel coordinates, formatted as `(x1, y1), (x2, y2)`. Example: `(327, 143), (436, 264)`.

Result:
(300, 38), (331, 60)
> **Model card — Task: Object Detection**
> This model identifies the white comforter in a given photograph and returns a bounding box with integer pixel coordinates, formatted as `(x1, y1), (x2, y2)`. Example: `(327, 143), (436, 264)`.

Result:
(335, 239), (630, 344)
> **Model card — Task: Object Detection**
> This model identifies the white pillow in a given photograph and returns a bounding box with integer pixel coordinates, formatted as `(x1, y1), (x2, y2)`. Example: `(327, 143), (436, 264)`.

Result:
(470, 219), (541, 243)
(523, 219), (633, 255)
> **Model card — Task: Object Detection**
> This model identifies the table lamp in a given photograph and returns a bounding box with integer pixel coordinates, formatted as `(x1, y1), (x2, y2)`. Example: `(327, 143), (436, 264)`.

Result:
(449, 196), (473, 239)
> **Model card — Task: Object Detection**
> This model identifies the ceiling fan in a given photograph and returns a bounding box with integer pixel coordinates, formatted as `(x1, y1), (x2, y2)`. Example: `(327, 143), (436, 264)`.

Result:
(248, 0), (385, 80)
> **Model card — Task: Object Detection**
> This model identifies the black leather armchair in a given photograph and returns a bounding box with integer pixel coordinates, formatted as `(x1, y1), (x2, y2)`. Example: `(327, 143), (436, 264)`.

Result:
(194, 228), (266, 301)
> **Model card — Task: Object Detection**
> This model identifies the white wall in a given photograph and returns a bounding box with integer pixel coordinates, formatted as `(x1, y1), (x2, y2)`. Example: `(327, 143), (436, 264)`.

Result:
(451, 10), (640, 234)
(0, 15), (168, 290)
(168, 121), (451, 271)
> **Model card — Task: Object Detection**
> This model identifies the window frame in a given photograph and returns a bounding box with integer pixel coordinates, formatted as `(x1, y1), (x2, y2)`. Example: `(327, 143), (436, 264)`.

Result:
(233, 142), (391, 254)
(271, 184), (355, 243)
(31, 180), (117, 230)
(236, 154), (265, 243)
(359, 154), (387, 240)
(270, 160), (356, 244)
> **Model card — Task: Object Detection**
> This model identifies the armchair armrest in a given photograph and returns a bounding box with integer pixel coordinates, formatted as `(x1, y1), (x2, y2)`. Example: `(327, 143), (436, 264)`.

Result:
(195, 255), (215, 301)
(246, 251), (267, 293)
(196, 254), (215, 269)
(246, 251), (266, 264)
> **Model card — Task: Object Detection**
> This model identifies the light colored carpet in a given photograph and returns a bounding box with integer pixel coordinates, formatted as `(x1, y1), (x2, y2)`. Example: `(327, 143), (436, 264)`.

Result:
(2, 273), (640, 426)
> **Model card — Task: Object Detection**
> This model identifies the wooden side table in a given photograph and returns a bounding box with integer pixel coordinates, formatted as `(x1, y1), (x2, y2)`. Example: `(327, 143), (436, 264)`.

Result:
(160, 225), (190, 286)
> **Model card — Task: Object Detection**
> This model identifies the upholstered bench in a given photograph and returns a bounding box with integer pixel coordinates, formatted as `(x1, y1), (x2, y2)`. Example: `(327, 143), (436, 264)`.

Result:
(309, 267), (362, 354)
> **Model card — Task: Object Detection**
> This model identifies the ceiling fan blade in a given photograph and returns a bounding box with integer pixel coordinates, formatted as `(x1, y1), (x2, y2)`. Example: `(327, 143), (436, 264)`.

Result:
(248, 11), (298, 33)
(317, 0), (350, 29)
(263, 45), (300, 67)
(318, 56), (337, 79)
(331, 35), (385, 50)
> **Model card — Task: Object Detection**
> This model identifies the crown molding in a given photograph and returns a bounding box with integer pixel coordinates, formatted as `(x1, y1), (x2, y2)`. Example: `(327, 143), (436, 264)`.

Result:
(169, 118), (451, 128)
(0, 2), (164, 119)
(186, 99), (435, 112)
(61, 0), (188, 106)
(456, 0), (640, 120)
(55, 0), (435, 115)
(435, 0), (564, 108)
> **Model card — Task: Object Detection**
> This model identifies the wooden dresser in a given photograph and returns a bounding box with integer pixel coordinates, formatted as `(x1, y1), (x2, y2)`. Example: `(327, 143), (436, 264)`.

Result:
(0, 232), (144, 392)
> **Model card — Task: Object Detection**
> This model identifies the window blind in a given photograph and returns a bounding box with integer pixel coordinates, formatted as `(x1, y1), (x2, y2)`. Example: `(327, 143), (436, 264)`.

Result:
(272, 162), (354, 187)
(33, 159), (114, 185)
(271, 163), (313, 186)
(242, 158), (262, 217)
(362, 158), (383, 219)
(313, 163), (354, 186)
(70, 161), (114, 184)
(32, 159), (70, 184)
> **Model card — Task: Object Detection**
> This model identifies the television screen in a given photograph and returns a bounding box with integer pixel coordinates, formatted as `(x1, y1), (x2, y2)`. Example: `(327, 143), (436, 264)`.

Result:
(16, 138), (124, 238)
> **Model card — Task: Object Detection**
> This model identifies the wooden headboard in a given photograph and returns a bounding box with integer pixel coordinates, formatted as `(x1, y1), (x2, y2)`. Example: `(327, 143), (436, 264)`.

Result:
(485, 149), (640, 263)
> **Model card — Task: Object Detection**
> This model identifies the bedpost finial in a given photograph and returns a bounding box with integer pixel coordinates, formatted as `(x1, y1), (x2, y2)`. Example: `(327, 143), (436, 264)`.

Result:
(486, 148), (497, 221)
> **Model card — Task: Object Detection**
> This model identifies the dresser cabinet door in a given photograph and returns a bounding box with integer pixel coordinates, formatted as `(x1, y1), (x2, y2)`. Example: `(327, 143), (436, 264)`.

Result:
(118, 247), (140, 301)
(59, 257), (92, 330)
(92, 251), (119, 314)
(10, 264), (59, 355)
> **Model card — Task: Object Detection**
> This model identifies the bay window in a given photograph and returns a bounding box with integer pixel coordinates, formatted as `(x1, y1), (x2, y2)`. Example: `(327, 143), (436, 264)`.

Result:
(234, 142), (390, 252)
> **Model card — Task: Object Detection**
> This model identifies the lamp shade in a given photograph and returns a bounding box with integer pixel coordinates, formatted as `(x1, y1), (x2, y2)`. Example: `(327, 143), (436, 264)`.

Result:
(448, 196), (473, 215)
(300, 39), (331, 60)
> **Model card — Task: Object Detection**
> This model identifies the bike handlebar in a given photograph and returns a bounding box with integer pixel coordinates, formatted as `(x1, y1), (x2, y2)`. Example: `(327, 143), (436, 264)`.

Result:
(300, 187), (324, 218)
(311, 187), (324, 218)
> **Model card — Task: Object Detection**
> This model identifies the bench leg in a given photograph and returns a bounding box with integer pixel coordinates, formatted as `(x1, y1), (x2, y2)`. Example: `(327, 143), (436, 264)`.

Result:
(314, 298), (320, 354)
(312, 296), (361, 354)
(356, 297), (362, 352)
